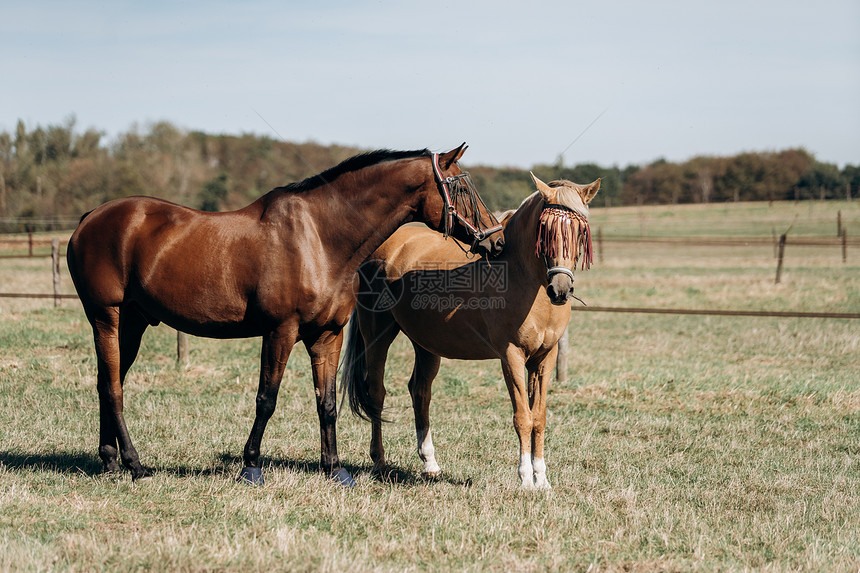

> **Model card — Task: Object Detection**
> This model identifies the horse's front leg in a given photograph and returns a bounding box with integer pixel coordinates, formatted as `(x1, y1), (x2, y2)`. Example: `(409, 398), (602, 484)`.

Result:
(500, 346), (535, 489)
(305, 329), (355, 487)
(241, 326), (296, 485)
(526, 346), (558, 490)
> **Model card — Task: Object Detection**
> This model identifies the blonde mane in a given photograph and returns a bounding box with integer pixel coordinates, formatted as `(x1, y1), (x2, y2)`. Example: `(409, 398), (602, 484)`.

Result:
(547, 180), (590, 219)
(516, 182), (589, 219)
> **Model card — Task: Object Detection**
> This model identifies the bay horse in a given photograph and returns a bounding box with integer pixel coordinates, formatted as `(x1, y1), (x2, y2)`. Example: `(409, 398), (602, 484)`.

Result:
(342, 173), (599, 488)
(66, 144), (504, 486)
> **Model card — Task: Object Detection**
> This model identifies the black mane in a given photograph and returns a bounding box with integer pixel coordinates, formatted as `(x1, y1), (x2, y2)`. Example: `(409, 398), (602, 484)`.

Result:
(281, 148), (430, 193)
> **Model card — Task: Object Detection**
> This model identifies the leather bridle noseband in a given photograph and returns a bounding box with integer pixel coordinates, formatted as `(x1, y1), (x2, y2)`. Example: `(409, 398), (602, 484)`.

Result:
(431, 153), (503, 252)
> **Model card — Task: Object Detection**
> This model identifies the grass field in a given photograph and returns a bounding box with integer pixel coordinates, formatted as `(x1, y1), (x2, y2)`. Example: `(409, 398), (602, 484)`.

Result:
(1, 200), (858, 571)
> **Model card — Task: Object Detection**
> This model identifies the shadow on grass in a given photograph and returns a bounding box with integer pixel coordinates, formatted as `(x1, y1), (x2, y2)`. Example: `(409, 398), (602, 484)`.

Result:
(0, 450), (103, 476)
(0, 449), (473, 487)
(216, 452), (474, 487)
(0, 449), (234, 480)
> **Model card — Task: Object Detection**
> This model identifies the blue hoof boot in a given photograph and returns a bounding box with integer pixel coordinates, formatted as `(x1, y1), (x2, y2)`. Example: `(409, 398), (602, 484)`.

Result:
(331, 467), (356, 487)
(238, 467), (264, 485)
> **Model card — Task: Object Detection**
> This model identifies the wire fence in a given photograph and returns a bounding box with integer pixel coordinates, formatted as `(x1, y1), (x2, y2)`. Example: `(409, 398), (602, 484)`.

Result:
(4, 235), (856, 378)
(2, 230), (856, 258)
(2, 229), (855, 316)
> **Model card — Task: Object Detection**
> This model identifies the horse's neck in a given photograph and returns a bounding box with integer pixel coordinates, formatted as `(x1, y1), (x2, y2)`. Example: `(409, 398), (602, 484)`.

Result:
(268, 162), (421, 265)
(501, 196), (545, 282)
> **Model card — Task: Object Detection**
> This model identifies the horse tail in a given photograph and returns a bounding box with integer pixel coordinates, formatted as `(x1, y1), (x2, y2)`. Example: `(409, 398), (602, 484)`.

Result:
(341, 308), (384, 423)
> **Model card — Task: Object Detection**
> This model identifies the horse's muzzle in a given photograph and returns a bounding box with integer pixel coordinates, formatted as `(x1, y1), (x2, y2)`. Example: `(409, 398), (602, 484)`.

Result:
(547, 274), (574, 306)
(475, 233), (505, 258)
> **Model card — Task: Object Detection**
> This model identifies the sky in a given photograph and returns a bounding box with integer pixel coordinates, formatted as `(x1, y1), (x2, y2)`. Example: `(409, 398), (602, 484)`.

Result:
(2, 1), (859, 169)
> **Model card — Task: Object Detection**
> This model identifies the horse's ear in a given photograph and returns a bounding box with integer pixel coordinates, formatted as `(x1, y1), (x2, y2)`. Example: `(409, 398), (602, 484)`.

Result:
(530, 172), (556, 203)
(440, 143), (468, 168)
(580, 178), (601, 205)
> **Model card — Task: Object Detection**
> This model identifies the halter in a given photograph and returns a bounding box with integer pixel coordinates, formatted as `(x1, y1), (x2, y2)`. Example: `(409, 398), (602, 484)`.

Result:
(535, 203), (593, 283)
(431, 153), (503, 251)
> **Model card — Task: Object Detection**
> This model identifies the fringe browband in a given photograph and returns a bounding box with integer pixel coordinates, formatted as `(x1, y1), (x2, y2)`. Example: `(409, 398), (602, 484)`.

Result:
(535, 204), (593, 271)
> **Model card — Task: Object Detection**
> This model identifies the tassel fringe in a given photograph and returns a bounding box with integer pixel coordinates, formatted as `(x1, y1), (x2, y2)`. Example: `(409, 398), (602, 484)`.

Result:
(535, 207), (592, 271)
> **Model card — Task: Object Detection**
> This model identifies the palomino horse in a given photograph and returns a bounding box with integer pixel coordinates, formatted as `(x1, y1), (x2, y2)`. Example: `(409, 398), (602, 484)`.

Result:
(343, 173), (599, 488)
(66, 145), (504, 486)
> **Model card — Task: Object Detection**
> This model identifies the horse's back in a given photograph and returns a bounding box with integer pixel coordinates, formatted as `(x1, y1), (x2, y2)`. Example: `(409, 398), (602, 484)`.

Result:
(372, 225), (470, 279)
(68, 197), (225, 307)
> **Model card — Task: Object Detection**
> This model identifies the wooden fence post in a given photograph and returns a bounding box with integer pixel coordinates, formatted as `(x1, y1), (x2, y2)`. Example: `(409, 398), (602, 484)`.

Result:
(843, 228), (848, 264)
(774, 217), (796, 284)
(556, 326), (569, 385)
(772, 228), (778, 258)
(51, 238), (61, 307)
(29, 232), (34, 257)
(177, 331), (189, 366)
(774, 233), (787, 284)
(597, 226), (604, 264)
(837, 210), (842, 237)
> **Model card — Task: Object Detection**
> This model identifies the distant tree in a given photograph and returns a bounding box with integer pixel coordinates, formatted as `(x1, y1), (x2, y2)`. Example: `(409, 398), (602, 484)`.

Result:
(622, 159), (688, 204)
(842, 165), (860, 199)
(44, 116), (75, 162)
(797, 161), (844, 199)
(108, 161), (146, 201)
(73, 128), (103, 158)
(198, 173), (228, 211)
(14, 120), (27, 159)
(0, 116), (850, 229)
(0, 132), (9, 214)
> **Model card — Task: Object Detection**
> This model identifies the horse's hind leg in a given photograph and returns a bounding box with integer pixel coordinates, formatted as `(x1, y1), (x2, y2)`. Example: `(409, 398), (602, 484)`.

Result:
(118, 304), (150, 383)
(408, 344), (442, 479)
(360, 315), (399, 475)
(90, 306), (150, 480)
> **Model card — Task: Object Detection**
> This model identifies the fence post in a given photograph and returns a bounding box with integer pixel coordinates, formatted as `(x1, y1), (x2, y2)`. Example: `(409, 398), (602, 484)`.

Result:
(29, 232), (34, 257)
(837, 210), (842, 237)
(843, 228), (848, 264)
(556, 326), (569, 385)
(51, 238), (61, 307)
(177, 331), (189, 366)
(774, 233), (787, 284)
(597, 226), (604, 264)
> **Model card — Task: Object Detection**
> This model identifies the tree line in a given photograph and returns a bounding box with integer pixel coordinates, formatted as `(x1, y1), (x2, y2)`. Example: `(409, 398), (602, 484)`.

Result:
(0, 117), (856, 232)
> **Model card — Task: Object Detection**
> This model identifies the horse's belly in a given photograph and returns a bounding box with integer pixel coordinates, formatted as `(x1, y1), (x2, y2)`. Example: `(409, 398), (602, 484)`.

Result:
(389, 305), (499, 360)
(133, 292), (262, 338)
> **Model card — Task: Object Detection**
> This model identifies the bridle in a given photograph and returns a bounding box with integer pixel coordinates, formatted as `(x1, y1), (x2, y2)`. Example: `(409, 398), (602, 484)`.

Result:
(431, 153), (503, 253)
(535, 203), (593, 284)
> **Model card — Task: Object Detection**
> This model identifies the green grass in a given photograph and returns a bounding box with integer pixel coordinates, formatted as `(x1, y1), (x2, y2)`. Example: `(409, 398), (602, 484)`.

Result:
(1, 201), (858, 571)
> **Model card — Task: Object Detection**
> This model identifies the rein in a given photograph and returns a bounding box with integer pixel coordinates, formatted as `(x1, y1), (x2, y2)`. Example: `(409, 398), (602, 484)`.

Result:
(431, 153), (503, 251)
(535, 203), (593, 274)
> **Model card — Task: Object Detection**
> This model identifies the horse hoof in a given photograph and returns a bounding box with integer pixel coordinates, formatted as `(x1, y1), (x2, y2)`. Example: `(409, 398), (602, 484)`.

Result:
(130, 467), (153, 482)
(421, 470), (442, 481)
(330, 467), (357, 487)
(238, 467), (265, 486)
(102, 462), (122, 475)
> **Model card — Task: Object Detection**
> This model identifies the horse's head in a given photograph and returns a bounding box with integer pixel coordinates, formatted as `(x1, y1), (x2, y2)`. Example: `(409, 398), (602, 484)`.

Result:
(417, 144), (505, 258)
(531, 172), (600, 306)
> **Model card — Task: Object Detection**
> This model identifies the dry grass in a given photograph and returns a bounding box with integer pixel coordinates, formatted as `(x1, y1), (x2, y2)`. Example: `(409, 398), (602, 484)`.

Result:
(0, 201), (858, 571)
